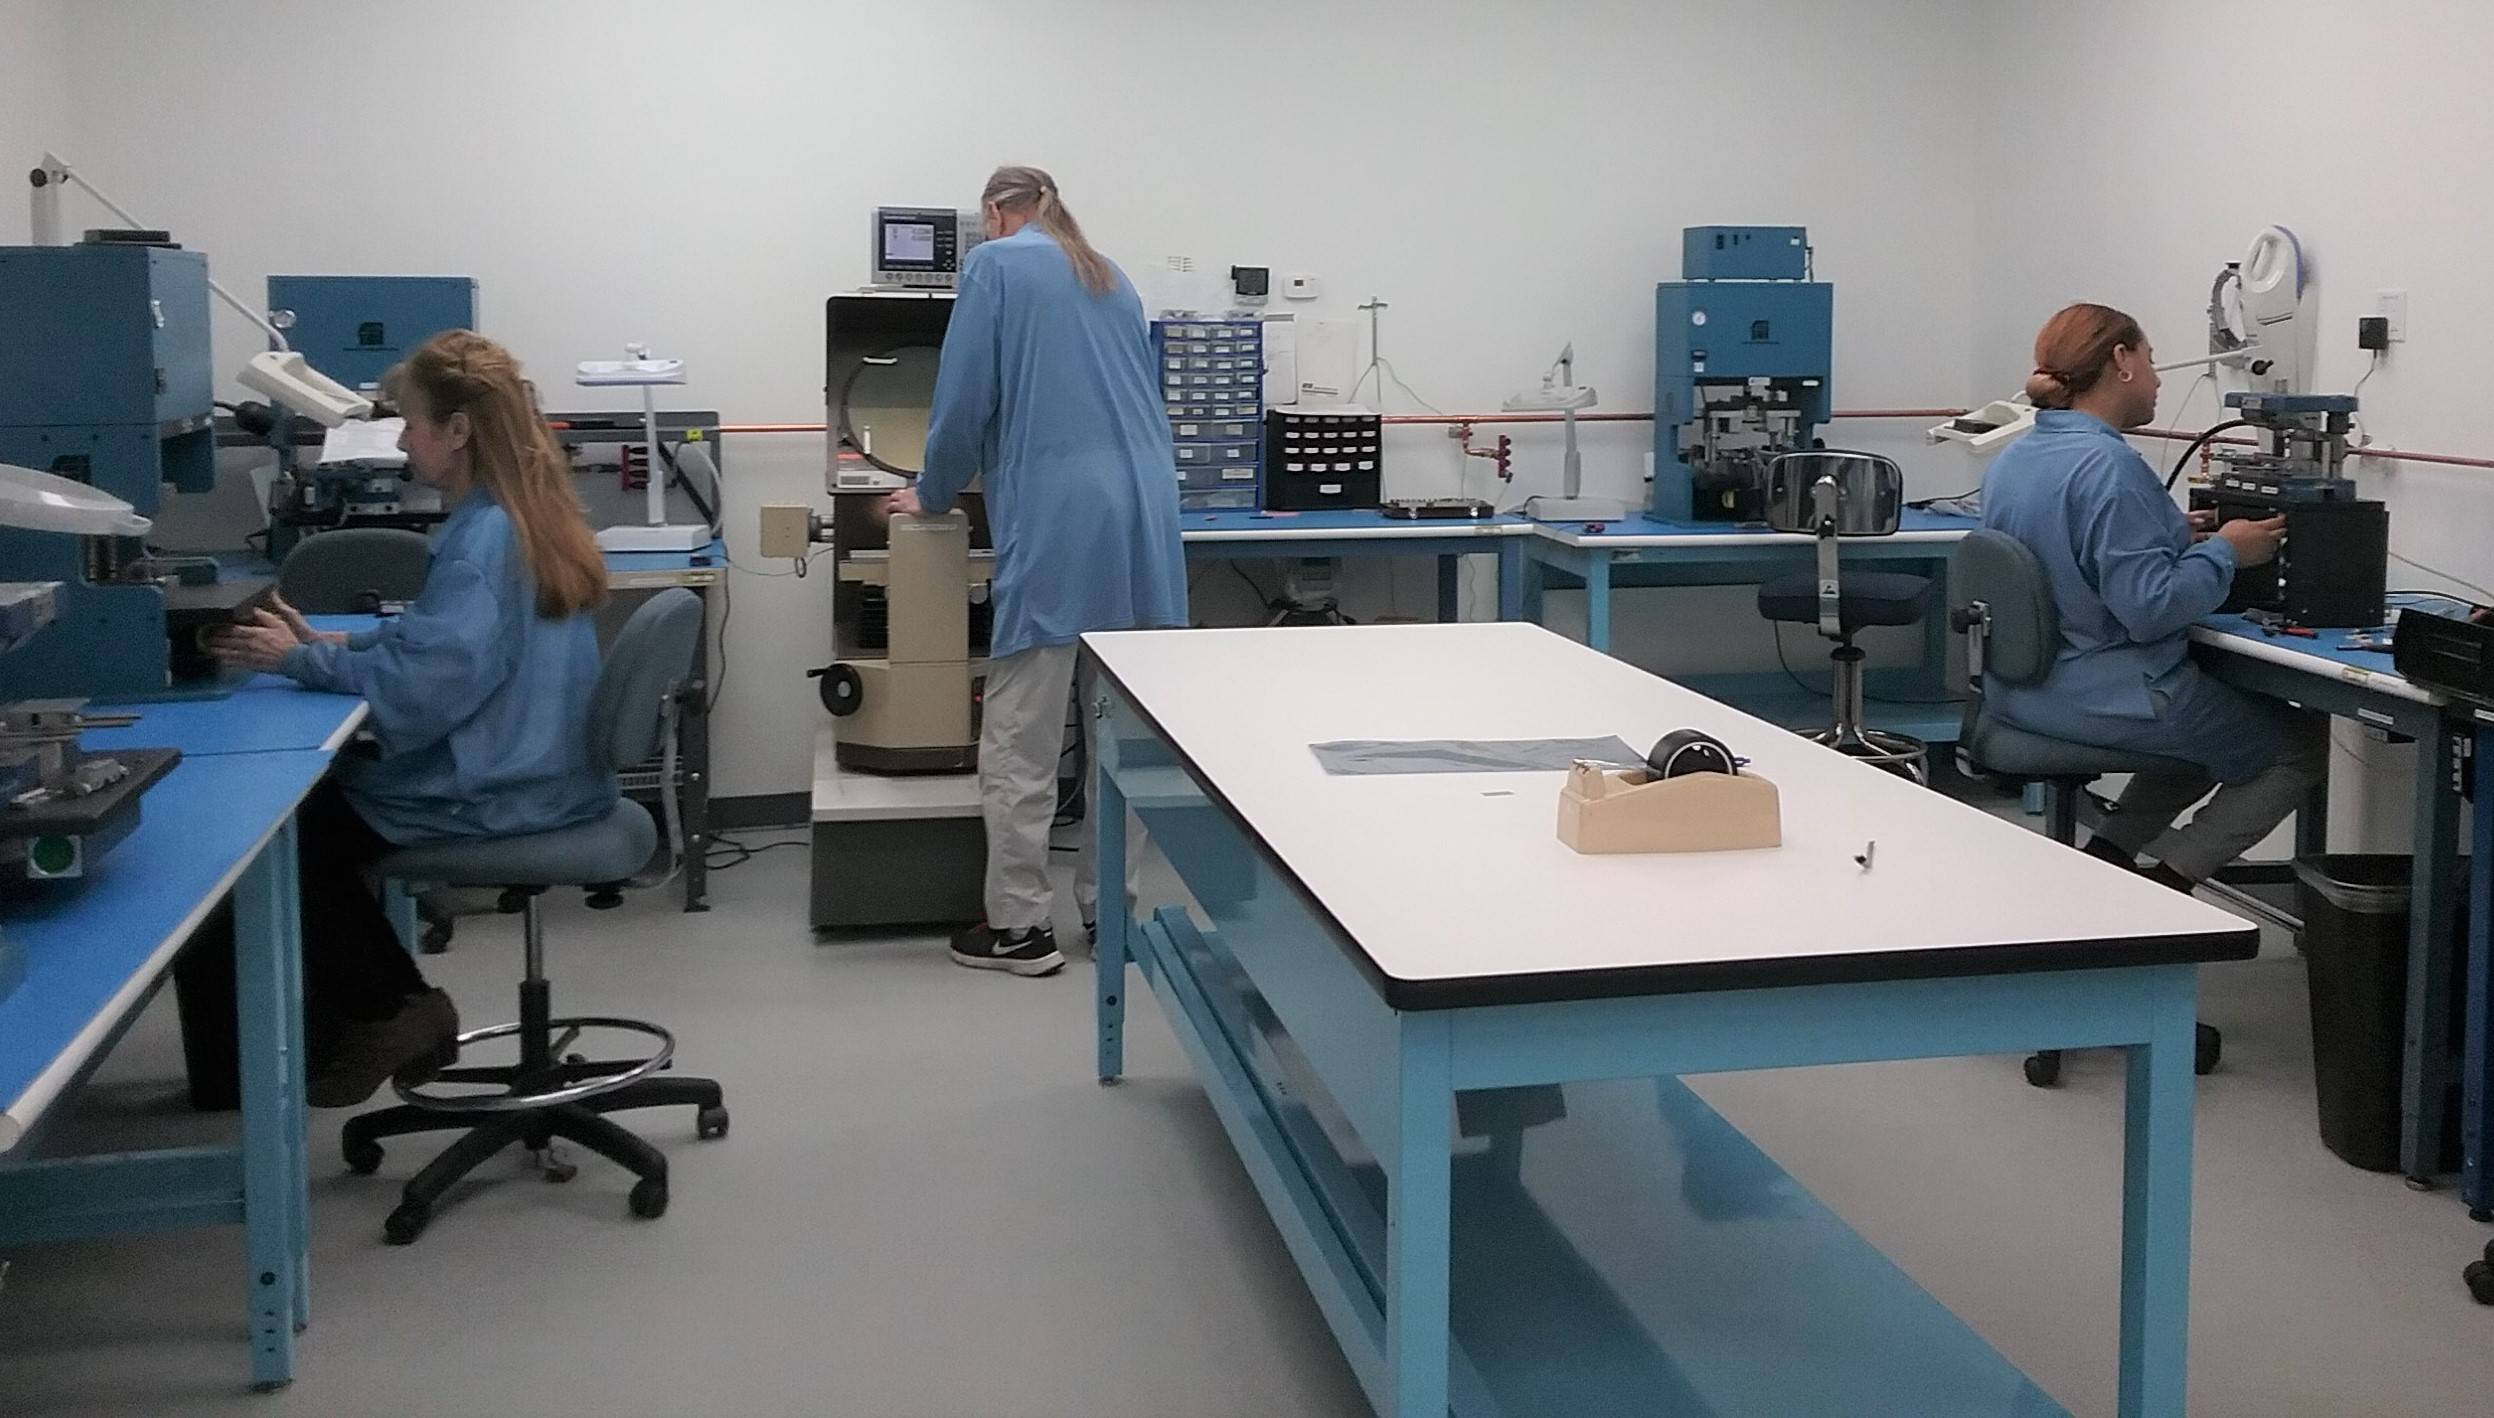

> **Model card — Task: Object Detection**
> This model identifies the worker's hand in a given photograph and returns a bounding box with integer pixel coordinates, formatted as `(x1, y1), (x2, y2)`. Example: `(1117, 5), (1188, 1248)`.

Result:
(206, 615), (300, 673)
(2216, 514), (2288, 568)
(266, 593), (348, 646)
(2187, 507), (2220, 541)
(886, 487), (925, 519)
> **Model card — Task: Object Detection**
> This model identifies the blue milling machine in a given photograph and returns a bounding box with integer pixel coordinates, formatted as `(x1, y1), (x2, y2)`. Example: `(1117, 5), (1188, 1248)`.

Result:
(1652, 225), (1834, 523)
(0, 239), (274, 701)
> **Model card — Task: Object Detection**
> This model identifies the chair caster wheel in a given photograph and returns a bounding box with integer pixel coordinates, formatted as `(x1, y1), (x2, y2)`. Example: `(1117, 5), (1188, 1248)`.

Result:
(629, 1178), (669, 1219)
(2483, 1238), (2494, 1266)
(2406, 1175), (2437, 1193)
(343, 1139), (384, 1175)
(383, 1199), (432, 1245)
(2023, 1051), (2063, 1088)
(696, 1105), (730, 1140)
(2466, 1259), (2494, 1305)
(538, 1156), (579, 1185)
(419, 923), (453, 955)
(2194, 1023), (2221, 1076)
(2469, 1208), (2491, 1224)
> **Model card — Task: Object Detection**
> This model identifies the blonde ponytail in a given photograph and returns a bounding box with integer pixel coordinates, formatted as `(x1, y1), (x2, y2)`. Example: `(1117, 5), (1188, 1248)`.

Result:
(982, 164), (1117, 296)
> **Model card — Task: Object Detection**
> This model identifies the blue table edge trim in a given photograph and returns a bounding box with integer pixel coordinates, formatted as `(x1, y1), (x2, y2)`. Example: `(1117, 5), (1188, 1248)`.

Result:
(0, 806), (294, 1149)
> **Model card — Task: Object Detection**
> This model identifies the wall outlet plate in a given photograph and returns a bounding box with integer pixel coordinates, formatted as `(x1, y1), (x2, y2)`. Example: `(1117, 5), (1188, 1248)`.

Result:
(2375, 289), (2408, 342)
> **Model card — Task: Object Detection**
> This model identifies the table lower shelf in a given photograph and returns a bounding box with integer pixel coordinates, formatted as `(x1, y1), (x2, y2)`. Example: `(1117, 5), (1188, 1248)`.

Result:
(1129, 909), (2064, 1418)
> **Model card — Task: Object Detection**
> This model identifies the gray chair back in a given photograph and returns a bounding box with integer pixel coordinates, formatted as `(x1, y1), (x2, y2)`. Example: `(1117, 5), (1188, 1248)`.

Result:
(589, 588), (703, 774)
(278, 527), (433, 612)
(1952, 529), (2059, 685)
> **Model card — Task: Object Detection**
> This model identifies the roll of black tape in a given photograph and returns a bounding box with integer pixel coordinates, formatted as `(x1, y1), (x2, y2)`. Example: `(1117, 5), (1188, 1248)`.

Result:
(1646, 729), (1736, 779)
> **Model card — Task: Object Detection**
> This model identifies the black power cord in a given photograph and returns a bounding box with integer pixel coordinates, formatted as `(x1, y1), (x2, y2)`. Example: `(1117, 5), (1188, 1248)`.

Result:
(2165, 419), (2252, 491)
(704, 830), (809, 872)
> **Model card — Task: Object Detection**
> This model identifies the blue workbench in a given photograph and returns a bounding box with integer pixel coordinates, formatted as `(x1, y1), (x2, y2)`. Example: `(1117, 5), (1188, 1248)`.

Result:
(2187, 609), (2463, 1188)
(0, 747), (331, 1389)
(1087, 622), (2254, 1417)
(1180, 510), (1531, 622)
(1519, 509), (1978, 744)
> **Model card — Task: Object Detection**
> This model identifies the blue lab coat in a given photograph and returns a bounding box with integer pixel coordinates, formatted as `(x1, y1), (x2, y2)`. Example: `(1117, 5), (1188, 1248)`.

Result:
(1979, 409), (2279, 783)
(279, 490), (616, 844)
(916, 226), (1188, 661)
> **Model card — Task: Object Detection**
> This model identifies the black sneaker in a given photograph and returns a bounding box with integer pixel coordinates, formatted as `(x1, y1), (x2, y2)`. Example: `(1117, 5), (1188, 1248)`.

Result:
(950, 924), (1066, 977)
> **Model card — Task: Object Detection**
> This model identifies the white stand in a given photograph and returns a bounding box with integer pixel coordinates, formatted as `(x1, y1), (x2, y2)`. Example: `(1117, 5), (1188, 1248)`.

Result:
(1509, 344), (1623, 522)
(580, 347), (710, 553)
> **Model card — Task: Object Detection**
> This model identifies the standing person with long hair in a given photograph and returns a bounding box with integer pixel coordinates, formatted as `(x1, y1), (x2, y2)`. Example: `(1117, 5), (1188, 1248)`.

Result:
(1980, 302), (2323, 889)
(887, 164), (1186, 977)
(204, 329), (616, 1104)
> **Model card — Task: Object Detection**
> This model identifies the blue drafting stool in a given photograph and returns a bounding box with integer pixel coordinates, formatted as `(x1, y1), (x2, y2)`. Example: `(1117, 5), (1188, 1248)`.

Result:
(1950, 529), (2223, 1086)
(340, 587), (728, 1242)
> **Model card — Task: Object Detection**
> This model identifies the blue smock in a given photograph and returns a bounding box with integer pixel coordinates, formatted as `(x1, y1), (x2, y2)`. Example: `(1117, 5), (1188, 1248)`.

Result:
(917, 226), (1188, 661)
(1979, 408), (2280, 783)
(278, 489), (616, 844)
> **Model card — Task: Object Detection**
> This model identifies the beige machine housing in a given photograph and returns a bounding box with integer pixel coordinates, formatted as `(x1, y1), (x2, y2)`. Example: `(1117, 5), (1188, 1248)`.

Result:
(821, 510), (990, 772)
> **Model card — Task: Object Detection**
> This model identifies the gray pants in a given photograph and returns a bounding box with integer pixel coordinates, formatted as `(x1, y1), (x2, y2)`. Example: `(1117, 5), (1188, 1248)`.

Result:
(2098, 712), (2330, 881)
(979, 643), (1095, 932)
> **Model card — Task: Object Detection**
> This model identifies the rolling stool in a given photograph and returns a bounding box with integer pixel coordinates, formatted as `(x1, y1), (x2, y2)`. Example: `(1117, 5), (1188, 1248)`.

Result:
(1755, 450), (1930, 783)
(1950, 530), (2223, 1086)
(341, 588), (727, 1242)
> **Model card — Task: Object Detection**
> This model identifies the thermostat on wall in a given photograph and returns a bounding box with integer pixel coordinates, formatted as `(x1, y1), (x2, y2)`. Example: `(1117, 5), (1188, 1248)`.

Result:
(1285, 273), (1321, 301)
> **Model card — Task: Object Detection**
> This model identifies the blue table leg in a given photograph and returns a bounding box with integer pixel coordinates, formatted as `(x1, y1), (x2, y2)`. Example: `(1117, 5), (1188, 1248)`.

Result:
(1435, 555), (1461, 623)
(1584, 554), (1613, 655)
(232, 818), (303, 1389)
(1095, 758), (1129, 1085)
(2463, 723), (2493, 1218)
(2403, 724), (2463, 1184)
(1385, 1013), (1452, 1418)
(282, 832), (310, 1333)
(1520, 546), (1547, 628)
(1495, 539), (1523, 623)
(1920, 552), (1954, 697)
(2118, 971), (2198, 1418)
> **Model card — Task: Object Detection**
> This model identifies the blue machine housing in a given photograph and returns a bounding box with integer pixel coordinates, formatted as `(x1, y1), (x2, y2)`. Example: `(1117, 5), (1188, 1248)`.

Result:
(0, 244), (221, 700)
(1682, 225), (1809, 281)
(1652, 227), (1832, 522)
(267, 275), (478, 390)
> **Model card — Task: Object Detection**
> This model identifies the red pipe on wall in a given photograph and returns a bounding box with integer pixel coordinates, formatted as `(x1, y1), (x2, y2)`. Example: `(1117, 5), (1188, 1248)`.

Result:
(710, 412), (2494, 471)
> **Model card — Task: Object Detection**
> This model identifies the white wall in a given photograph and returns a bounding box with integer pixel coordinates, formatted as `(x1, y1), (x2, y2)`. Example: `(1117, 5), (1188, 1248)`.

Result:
(1972, 0), (2494, 849)
(55, 0), (2486, 815)
(0, 1), (71, 243)
(29, 0), (1991, 800)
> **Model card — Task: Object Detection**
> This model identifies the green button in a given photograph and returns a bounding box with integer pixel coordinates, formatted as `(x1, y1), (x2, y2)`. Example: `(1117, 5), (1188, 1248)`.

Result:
(29, 835), (79, 878)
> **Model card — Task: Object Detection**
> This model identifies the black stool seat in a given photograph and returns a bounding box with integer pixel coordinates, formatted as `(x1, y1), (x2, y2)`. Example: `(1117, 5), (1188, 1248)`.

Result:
(1965, 715), (2207, 781)
(1758, 571), (1933, 630)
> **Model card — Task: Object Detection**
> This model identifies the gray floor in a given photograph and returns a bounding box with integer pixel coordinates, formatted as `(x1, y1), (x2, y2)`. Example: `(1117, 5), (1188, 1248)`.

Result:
(4, 817), (2493, 1417)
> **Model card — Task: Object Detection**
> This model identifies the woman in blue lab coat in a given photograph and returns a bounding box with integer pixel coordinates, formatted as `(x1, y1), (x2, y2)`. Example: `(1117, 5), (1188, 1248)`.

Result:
(204, 330), (615, 1105)
(886, 165), (1187, 977)
(1980, 302), (2324, 887)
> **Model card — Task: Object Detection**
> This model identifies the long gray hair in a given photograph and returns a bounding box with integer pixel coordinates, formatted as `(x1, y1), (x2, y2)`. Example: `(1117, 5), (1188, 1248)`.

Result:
(982, 165), (1116, 296)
